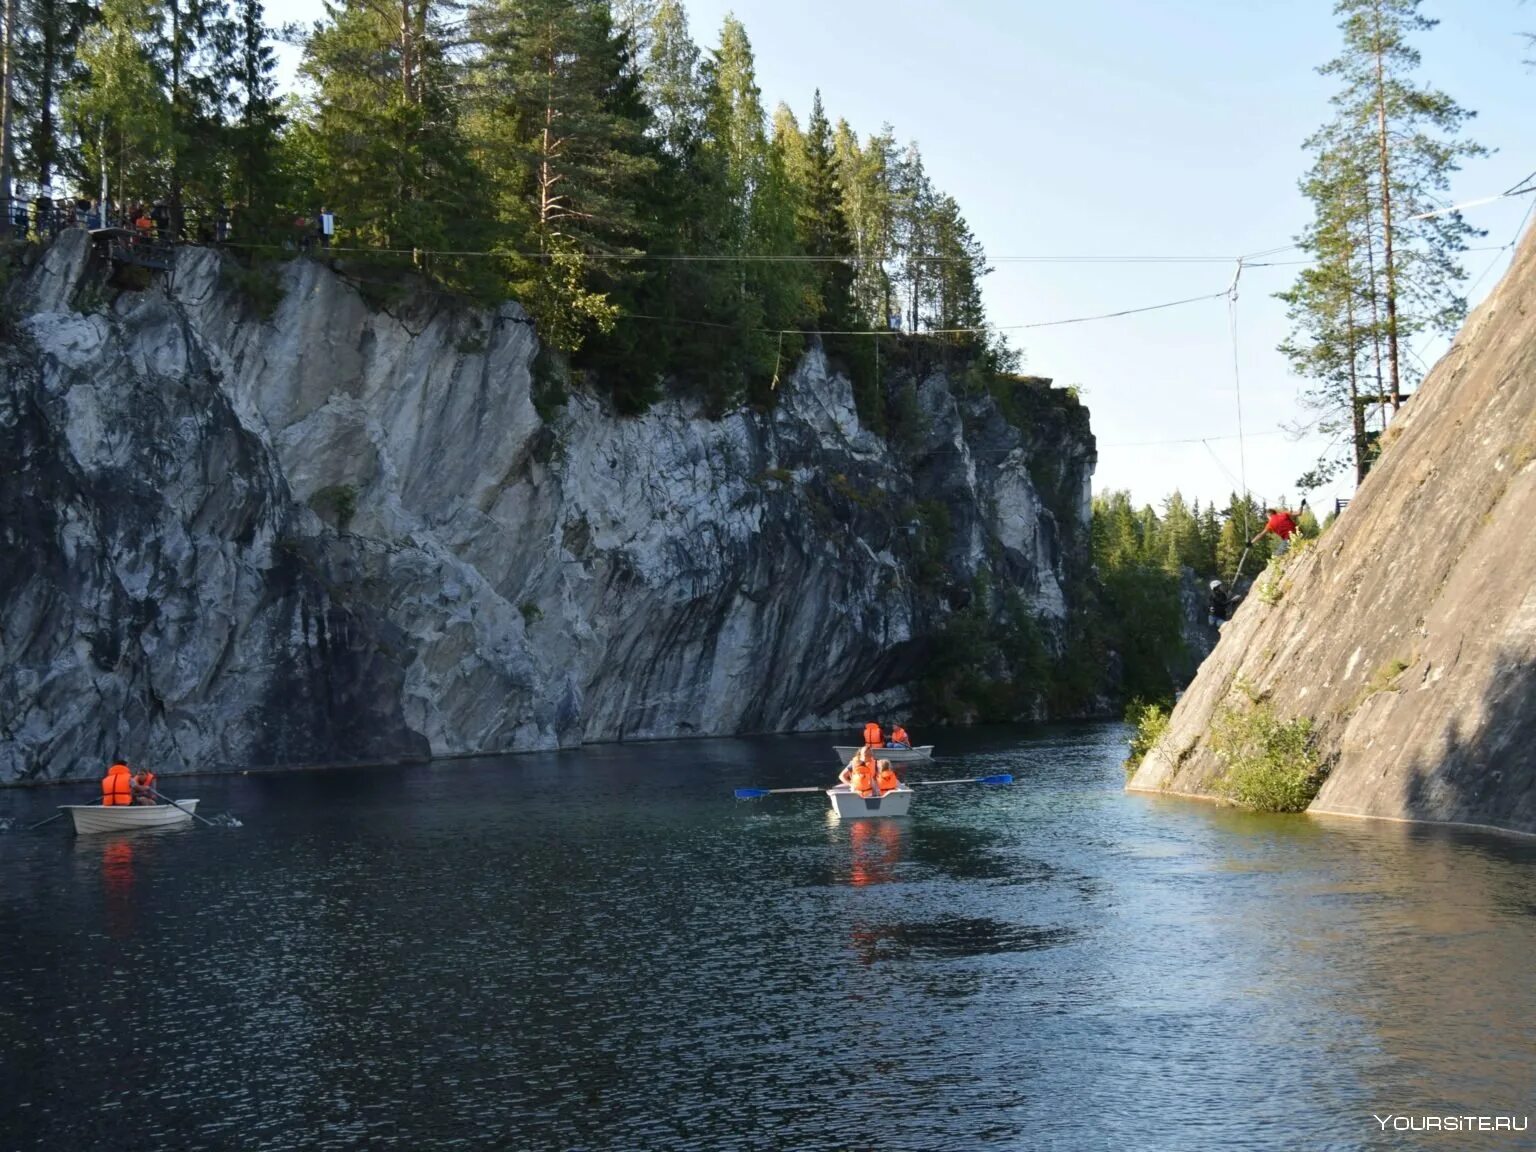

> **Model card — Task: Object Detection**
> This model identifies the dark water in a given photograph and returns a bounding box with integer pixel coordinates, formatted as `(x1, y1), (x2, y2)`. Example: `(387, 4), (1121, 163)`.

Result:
(2, 725), (1534, 1151)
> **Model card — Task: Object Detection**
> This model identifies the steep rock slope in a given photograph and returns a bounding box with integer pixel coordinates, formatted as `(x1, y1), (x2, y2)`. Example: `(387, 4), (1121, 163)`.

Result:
(1, 232), (1094, 781)
(1129, 224), (1536, 835)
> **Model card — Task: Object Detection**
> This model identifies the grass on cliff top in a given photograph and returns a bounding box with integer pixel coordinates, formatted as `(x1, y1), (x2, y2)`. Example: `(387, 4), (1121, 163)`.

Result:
(1124, 699), (1170, 773)
(1210, 698), (1326, 812)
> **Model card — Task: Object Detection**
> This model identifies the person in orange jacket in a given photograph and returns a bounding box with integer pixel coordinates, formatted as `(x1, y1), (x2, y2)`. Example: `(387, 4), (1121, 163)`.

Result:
(876, 760), (901, 794)
(840, 744), (875, 789)
(131, 768), (158, 805)
(887, 724), (911, 749)
(849, 757), (878, 798)
(101, 762), (133, 806)
(862, 721), (883, 748)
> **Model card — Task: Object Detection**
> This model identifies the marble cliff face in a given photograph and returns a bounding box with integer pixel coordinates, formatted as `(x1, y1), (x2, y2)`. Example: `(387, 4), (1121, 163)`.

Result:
(1, 232), (1093, 781)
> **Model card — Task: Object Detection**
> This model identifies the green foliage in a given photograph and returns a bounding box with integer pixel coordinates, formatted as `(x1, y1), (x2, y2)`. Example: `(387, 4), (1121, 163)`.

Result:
(1124, 699), (1170, 772)
(531, 347), (569, 423)
(519, 601), (544, 626)
(1281, 0), (1486, 485)
(1210, 700), (1325, 812)
(914, 590), (1051, 725)
(309, 484), (359, 532)
(220, 253), (285, 319)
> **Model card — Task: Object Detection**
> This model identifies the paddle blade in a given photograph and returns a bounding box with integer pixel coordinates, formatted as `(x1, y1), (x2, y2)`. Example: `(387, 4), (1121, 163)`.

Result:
(734, 788), (770, 799)
(980, 774), (1014, 785)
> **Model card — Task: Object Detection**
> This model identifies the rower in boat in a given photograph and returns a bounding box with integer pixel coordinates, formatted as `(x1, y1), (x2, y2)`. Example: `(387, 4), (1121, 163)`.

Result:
(886, 724), (912, 750)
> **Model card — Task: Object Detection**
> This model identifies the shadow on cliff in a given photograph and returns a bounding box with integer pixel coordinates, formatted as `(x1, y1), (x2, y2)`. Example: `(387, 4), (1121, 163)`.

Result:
(1398, 644), (1536, 835)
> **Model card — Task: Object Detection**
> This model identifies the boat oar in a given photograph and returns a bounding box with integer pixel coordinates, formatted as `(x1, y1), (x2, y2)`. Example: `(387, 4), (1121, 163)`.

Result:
(734, 786), (828, 799)
(147, 786), (220, 829)
(25, 811), (68, 831)
(908, 774), (1014, 787)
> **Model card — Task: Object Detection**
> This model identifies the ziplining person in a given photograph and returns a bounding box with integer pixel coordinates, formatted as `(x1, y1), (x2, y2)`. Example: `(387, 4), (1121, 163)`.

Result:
(1251, 502), (1307, 556)
(1208, 579), (1241, 627)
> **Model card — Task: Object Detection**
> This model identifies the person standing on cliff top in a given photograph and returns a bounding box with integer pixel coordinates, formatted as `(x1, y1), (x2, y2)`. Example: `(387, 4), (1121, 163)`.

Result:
(1252, 503), (1305, 555)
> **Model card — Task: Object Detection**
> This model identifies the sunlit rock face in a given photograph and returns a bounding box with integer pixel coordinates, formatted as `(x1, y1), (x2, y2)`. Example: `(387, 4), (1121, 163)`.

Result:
(1129, 223), (1536, 835)
(1, 231), (1093, 781)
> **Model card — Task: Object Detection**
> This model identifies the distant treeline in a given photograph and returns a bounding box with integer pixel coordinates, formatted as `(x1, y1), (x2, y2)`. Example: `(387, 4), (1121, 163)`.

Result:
(0, 0), (1010, 410)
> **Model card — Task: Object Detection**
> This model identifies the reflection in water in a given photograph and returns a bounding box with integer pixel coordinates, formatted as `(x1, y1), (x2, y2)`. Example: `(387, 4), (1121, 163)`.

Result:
(1, 724), (1534, 1150)
(845, 817), (905, 887)
(100, 837), (135, 939)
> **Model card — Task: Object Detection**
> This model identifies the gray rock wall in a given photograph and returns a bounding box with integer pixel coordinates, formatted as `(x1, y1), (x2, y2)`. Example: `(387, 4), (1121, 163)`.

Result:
(0, 232), (1094, 782)
(1128, 222), (1536, 835)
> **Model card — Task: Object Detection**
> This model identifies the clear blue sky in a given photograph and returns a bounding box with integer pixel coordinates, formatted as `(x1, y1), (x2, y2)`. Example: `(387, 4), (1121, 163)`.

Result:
(269, 0), (1536, 511)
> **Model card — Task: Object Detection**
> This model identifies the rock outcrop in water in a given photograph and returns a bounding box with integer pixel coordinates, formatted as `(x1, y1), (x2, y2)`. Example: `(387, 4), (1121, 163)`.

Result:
(1129, 223), (1536, 835)
(0, 231), (1094, 782)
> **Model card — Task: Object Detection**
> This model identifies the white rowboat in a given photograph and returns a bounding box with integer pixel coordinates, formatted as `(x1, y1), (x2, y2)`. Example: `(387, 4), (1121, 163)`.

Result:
(60, 801), (199, 834)
(826, 785), (914, 819)
(833, 745), (934, 764)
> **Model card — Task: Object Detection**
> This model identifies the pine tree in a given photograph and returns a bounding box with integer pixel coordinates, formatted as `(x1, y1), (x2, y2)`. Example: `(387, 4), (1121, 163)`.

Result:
(1316, 0), (1486, 410)
(923, 191), (987, 341)
(890, 140), (931, 331)
(469, 0), (658, 349)
(303, 0), (482, 261)
(1279, 126), (1379, 485)
(1, 0), (18, 204)
(11, 0), (94, 196)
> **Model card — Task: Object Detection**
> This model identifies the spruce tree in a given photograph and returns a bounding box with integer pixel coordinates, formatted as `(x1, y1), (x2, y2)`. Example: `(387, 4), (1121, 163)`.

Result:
(797, 89), (853, 328)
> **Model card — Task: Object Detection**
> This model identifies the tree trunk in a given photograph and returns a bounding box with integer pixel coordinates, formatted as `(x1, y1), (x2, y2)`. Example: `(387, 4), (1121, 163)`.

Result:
(0, 0), (19, 207)
(38, 0), (58, 192)
(1373, 3), (1403, 410)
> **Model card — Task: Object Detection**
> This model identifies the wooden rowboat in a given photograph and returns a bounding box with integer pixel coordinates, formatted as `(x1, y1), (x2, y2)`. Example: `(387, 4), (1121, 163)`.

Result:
(59, 801), (199, 834)
(833, 745), (934, 764)
(825, 785), (914, 819)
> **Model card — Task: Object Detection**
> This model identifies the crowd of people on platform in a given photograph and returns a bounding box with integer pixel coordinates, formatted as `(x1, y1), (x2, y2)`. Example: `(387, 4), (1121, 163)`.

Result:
(3, 192), (336, 252)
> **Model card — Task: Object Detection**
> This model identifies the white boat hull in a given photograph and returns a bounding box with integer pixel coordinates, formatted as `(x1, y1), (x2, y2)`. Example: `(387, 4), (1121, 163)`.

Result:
(61, 801), (198, 834)
(826, 785), (914, 818)
(833, 745), (933, 764)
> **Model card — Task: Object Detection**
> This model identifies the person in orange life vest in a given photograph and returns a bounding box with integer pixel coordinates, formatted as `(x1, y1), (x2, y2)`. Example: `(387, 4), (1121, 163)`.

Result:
(849, 756), (879, 798)
(132, 768), (158, 805)
(876, 760), (900, 794)
(886, 724), (911, 749)
(1252, 502), (1306, 556)
(840, 744), (875, 788)
(862, 721), (883, 747)
(101, 761), (134, 806)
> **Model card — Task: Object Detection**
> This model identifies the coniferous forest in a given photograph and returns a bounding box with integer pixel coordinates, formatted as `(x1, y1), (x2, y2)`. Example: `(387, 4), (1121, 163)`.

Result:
(0, 0), (1005, 413)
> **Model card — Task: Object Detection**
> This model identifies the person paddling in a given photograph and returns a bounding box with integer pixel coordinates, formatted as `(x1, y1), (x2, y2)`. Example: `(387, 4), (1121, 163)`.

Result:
(886, 724), (911, 749)
(101, 761), (133, 807)
(132, 767), (158, 805)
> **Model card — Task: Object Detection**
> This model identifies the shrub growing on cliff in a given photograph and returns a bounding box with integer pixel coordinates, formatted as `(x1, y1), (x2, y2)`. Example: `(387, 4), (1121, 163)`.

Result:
(1124, 699), (1170, 772)
(1210, 700), (1325, 812)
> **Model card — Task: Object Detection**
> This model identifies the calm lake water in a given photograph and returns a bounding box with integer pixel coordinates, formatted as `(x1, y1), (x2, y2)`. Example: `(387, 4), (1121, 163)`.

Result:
(2, 724), (1534, 1150)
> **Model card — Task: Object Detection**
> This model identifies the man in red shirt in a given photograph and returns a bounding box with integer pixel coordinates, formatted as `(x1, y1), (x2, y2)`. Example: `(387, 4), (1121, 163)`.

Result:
(1252, 505), (1302, 554)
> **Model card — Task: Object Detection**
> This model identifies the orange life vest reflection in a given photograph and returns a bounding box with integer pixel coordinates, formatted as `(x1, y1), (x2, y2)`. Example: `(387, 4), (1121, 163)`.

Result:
(102, 838), (136, 938)
(847, 819), (904, 887)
